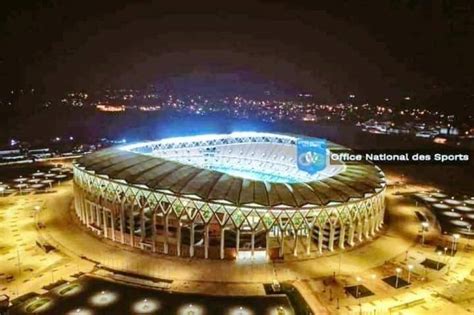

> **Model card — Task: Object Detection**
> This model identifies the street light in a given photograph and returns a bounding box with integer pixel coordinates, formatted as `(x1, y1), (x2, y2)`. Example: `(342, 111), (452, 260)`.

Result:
(395, 268), (401, 288)
(355, 276), (362, 297)
(34, 205), (41, 227)
(421, 222), (429, 245)
(467, 225), (472, 249)
(452, 233), (460, 252)
(407, 264), (414, 283)
(436, 251), (442, 270)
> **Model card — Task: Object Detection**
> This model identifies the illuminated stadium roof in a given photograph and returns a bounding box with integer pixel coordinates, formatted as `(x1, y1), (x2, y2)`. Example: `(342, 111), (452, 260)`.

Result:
(75, 132), (385, 208)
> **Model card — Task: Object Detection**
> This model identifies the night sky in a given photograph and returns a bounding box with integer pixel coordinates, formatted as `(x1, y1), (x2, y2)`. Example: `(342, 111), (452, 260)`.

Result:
(1, 0), (473, 102)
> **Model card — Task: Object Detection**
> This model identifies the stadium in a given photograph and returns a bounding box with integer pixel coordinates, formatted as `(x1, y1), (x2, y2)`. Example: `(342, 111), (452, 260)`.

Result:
(72, 132), (386, 260)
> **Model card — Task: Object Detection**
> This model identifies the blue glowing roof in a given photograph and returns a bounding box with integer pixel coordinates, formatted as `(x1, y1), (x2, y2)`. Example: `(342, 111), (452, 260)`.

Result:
(76, 132), (386, 207)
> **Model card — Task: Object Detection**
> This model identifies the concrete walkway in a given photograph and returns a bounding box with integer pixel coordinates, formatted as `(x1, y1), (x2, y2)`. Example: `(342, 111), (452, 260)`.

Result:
(3, 176), (474, 314)
(39, 182), (418, 286)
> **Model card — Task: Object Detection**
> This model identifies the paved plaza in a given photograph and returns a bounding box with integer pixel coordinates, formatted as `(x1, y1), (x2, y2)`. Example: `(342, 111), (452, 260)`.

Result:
(1, 171), (474, 314)
(9, 275), (294, 315)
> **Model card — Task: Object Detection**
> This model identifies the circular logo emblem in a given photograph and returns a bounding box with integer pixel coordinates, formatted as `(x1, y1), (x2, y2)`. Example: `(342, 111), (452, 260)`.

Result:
(298, 151), (320, 166)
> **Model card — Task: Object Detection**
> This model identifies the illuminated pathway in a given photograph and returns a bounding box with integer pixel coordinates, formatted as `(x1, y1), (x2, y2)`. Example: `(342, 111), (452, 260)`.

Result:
(38, 183), (412, 284)
(1, 175), (474, 314)
(0, 187), (94, 300)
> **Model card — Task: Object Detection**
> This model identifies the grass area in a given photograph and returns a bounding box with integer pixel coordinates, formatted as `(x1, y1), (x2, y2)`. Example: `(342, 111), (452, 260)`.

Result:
(24, 297), (51, 313)
(58, 283), (81, 296)
(10, 293), (38, 307)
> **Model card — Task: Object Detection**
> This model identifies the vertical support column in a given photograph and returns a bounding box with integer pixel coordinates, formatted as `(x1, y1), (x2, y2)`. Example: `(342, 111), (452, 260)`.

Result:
(81, 195), (86, 222)
(306, 227), (312, 255)
(318, 226), (324, 254)
(236, 229), (240, 256)
(76, 189), (83, 222)
(96, 206), (101, 226)
(163, 214), (169, 254)
(177, 220), (181, 257)
(94, 204), (98, 225)
(364, 219), (370, 239)
(129, 205), (135, 247)
(348, 223), (355, 246)
(81, 192), (87, 223)
(204, 225), (209, 259)
(110, 210), (116, 241)
(77, 191), (83, 220)
(94, 204), (99, 225)
(190, 223), (195, 257)
(220, 228), (225, 259)
(357, 221), (363, 242)
(83, 196), (89, 225)
(293, 229), (298, 256)
(82, 198), (87, 223)
(376, 211), (383, 231)
(77, 189), (82, 218)
(251, 230), (255, 257)
(102, 208), (108, 238)
(84, 201), (90, 226)
(367, 216), (373, 236)
(377, 203), (385, 230)
(120, 202), (125, 244)
(375, 214), (379, 233)
(73, 186), (79, 218)
(89, 202), (94, 225)
(380, 202), (386, 228)
(88, 203), (93, 224)
(265, 230), (270, 258)
(279, 229), (285, 258)
(96, 205), (101, 226)
(328, 224), (335, 251)
(140, 208), (146, 249)
(370, 215), (376, 235)
(151, 209), (157, 252)
(89, 203), (94, 224)
(339, 225), (346, 249)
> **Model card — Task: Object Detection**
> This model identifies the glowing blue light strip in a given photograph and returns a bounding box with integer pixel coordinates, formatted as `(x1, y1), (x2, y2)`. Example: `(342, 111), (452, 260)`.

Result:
(118, 132), (344, 184)
(119, 132), (297, 152)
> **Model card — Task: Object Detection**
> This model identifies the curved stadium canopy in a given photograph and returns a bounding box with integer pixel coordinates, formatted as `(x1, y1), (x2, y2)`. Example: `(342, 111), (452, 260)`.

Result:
(75, 133), (385, 208)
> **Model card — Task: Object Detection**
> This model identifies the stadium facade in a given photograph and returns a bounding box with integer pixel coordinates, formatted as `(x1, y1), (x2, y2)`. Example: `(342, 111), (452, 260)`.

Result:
(73, 132), (386, 260)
